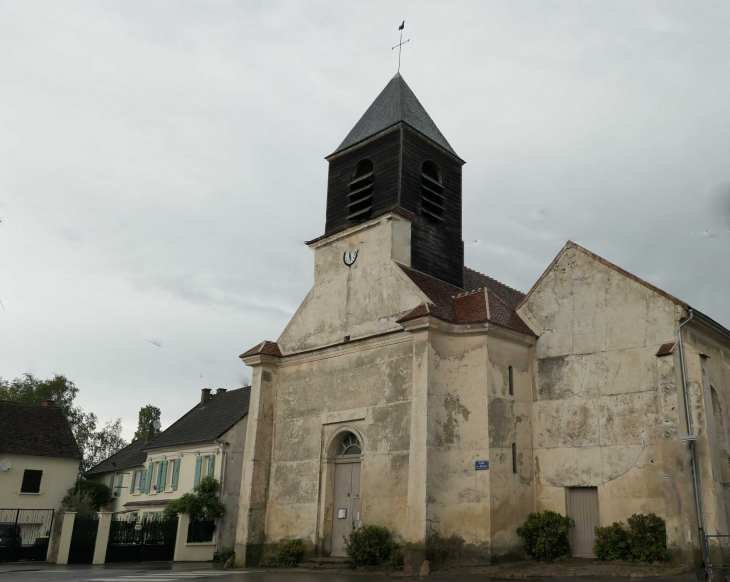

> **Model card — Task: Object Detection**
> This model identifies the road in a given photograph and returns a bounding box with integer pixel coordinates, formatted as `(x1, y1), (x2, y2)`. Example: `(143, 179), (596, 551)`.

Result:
(0, 562), (699, 582)
(0, 563), (399, 582)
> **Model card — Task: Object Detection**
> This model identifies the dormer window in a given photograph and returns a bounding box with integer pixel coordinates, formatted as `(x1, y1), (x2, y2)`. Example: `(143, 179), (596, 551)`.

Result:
(421, 161), (444, 221)
(348, 159), (373, 220)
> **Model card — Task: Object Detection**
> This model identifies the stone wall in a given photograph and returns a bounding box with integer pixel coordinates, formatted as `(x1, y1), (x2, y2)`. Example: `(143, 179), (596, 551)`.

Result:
(518, 244), (696, 559)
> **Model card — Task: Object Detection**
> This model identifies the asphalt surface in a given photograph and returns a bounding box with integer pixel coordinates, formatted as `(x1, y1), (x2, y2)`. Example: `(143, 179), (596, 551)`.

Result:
(0, 563), (396, 582)
(0, 562), (700, 582)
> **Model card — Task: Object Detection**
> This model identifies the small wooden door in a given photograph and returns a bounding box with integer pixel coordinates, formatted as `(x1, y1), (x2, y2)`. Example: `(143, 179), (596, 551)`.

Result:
(332, 461), (361, 556)
(566, 487), (599, 558)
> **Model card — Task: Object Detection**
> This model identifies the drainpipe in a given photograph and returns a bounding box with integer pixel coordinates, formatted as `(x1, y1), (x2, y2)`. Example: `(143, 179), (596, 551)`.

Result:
(213, 438), (228, 553)
(678, 309), (707, 566)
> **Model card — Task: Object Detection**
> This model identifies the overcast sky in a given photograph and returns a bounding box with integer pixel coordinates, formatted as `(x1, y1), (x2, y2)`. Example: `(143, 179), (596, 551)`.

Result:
(1, 1), (729, 441)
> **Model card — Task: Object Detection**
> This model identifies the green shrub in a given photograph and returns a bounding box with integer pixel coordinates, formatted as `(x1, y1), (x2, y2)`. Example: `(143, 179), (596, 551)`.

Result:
(345, 525), (395, 566)
(385, 548), (404, 570)
(216, 545), (235, 564)
(275, 538), (304, 567)
(64, 480), (112, 511)
(516, 511), (572, 561)
(627, 513), (670, 562)
(163, 477), (225, 520)
(594, 522), (631, 561)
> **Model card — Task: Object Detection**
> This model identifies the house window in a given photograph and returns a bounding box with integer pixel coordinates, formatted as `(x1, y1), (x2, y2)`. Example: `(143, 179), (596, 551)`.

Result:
(421, 161), (444, 221)
(21, 470), (43, 493)
(347, 159), (373, 220)
(508, 366), (514, 396)
(512, 443), (517, 474)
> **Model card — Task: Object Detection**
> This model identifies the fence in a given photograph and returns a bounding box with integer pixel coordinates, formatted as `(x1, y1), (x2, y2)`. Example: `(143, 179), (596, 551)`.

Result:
(106, 514), (178, 562)
(0, 508), (55, 562)
(186, 520), (215, 544)
(67, 516), (99, 564)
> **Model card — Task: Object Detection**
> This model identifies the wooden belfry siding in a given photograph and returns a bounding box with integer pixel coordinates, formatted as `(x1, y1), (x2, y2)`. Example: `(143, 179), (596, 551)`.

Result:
(399, 127), (464, 288)
(325, 129), (402, 234)
(324, 124), (465, 288)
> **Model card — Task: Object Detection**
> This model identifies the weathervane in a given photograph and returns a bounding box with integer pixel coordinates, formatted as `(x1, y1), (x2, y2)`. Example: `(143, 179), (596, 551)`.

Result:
(392, 21), (409, 73)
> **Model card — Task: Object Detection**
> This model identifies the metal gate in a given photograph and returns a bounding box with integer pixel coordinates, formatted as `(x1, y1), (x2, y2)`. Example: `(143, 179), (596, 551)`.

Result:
(106, 515), (178, 562)
(0, 509), (54, 562)
(67, 516), (99, 564)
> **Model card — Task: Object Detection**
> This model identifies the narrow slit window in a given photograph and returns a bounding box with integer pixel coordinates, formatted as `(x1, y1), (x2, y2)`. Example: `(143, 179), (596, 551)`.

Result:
(348, 160), (373, 220)
(512, 443), (517, 474)
(421, 161), (444, 221)
(508, 366), (514, 396)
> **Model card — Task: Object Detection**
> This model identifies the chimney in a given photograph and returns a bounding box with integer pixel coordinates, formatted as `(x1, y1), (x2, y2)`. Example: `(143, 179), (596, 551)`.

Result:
(41, 399), (55, 407)
(216, 388), (227, 396)
(145, 421), (156, 444)
(201, 388), (212, 404)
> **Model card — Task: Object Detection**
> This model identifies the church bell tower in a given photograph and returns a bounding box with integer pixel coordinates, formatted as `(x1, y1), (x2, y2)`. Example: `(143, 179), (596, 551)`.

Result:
(324, 73), (465, 288)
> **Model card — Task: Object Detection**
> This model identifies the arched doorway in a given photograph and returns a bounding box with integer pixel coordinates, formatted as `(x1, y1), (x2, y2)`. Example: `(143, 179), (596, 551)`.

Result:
(331, 432), (362, 556)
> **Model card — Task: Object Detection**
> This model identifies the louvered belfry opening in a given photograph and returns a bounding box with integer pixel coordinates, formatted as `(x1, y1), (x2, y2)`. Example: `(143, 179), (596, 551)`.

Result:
(421, 160), (444, 221)
(347, 159), (374, 220)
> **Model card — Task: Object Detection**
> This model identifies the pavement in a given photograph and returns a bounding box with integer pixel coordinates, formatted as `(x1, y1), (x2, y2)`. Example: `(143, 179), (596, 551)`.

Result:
(0, 561), (700, 582)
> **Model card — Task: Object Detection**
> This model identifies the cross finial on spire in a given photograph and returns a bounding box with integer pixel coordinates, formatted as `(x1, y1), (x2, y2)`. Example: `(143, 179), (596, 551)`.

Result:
(392, 20), (410, 73)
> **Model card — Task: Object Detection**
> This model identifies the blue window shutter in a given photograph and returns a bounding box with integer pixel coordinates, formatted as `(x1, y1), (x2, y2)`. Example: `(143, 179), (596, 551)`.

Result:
(147, 462), (154, 493)
(115, 473), (123, 497)
(160, 460), (168, 492)
(208, 454), (215, 477)
(130, 470), (137, 494)
(155, 462), (162, 492)
(109, 474), (114, 489)
(194, 456), (202, 487)
(171, 459), (180, 491)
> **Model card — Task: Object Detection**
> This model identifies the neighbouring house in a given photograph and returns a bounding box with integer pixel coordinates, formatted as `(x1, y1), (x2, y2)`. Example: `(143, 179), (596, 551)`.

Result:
(0, 400), (81, 542)
(85, 387), (250, 551)
(233, 72), (730, 570)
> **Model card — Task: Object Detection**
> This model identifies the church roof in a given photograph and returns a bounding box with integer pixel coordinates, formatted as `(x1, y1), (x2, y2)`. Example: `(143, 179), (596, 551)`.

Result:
(397, 265), (535, 336)
(332, 73), (458, 159)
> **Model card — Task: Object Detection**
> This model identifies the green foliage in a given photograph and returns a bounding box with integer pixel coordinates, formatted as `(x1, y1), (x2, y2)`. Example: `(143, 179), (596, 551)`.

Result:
(593, 514), (670, 562)
(345, 525), (396, 566)
(594, 522), (631, 561)
(134, 405), (162, 441)
(216, 545), (235, 564)
(627, 513), (670, 562)
(516, 511), (573, 561)
(65, 480), (112, 511)
(60, 491), (97, 519)
(385, 548), (404, 570)
(0, 373), (128, 474)
(163, 476), (225, 521)
(275, 539), (304, 567)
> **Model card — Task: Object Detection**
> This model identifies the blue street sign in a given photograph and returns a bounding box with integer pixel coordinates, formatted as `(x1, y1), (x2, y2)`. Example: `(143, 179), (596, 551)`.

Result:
(475, 460), (489, 470)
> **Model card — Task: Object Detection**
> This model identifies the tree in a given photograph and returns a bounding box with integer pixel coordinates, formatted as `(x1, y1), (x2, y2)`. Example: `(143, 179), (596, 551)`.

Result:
(0, 373), (128, 475)
(65, 480), (112, 511)
(163, 477), (225, 521)
(134, 404), (162, 441)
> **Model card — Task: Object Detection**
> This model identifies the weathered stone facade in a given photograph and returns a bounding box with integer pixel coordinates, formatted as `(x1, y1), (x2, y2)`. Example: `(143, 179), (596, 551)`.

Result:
(234, 75), (730, 570)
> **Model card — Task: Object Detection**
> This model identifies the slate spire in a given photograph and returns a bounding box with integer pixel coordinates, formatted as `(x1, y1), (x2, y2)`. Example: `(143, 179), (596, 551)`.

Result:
(332, 73), (458, 158)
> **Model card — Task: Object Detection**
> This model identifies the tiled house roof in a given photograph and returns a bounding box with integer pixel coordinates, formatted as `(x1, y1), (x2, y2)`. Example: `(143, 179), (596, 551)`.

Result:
(397, 265), (535, 336)
(145, 387), (251, 451)
(0, 401), (81, 460)
(85, 437), (148, 476)
(240, 341), (282, 359)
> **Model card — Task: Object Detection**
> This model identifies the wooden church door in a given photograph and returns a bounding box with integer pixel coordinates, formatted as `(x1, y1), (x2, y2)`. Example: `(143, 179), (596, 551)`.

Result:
(331, 433), (363, 557)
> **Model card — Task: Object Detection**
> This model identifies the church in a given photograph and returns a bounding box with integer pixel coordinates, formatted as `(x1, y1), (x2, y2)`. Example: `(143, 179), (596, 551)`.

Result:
(234, 73), (730, 571)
